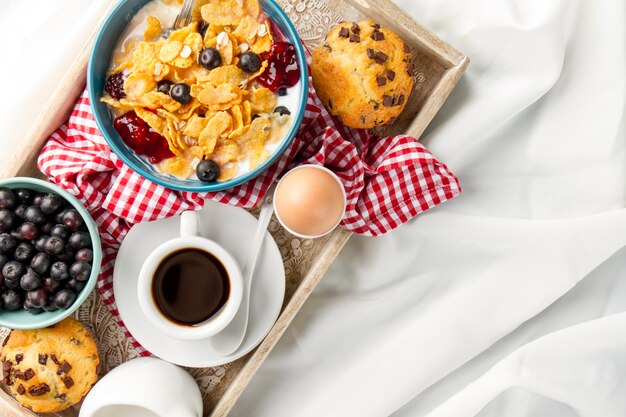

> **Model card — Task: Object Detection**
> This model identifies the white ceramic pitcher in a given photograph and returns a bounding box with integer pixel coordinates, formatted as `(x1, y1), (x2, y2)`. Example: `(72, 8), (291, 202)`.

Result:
(79, 357), (203, 417)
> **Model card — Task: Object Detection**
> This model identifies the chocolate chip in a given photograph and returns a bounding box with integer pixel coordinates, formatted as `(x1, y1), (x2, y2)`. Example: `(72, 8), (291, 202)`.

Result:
(17, 384), (25, 395)
(3, 360), (12, 371)
(383, 95), (394, 106)
(62, 376), (75, 389)
(404, 43), (411, 53)
(371, 31), (385, 41)
(367, 48), (377, 59)
(396, 94), (406, 106)
(55, 393), (67, 401)
(351, 22), (360, 33)
(338, 27), (349, 38)
(15, 354), (23, 364)
(407, 63), (415, 76)
(15, 368), (35, 381)
(57, 361), (72, 375)
(28, 383), (50, 396)
(349, 33), (360, 43)
(374, 51), (389, 64)
(373, 101), (380, 110)
(387, 70), (396, 81)
(377, 76), (387, 86)
(38, 354), (48, 365)
(372, 23), (381, 30)
(323, 44), (332, 52)
(50, 354), (60, 365)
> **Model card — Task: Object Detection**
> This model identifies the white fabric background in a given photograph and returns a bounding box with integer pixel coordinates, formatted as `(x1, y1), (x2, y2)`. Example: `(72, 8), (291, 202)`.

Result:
(1, 0), (625, 416)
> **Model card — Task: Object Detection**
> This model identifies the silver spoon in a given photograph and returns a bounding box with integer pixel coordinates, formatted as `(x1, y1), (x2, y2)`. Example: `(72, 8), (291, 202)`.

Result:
(162, 0), (196, 38)
(210, 194), (275, 355)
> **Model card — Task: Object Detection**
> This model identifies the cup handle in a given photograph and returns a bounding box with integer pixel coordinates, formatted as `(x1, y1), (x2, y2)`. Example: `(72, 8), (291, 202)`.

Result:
(180, 210), (200, 238)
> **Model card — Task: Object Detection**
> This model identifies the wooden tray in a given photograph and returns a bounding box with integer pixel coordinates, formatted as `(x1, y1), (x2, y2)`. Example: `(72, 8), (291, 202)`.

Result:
(0, 0), (468, 415)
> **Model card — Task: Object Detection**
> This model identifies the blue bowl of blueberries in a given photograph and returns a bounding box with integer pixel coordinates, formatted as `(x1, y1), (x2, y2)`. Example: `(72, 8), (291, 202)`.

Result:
(0, 178), (101, 330)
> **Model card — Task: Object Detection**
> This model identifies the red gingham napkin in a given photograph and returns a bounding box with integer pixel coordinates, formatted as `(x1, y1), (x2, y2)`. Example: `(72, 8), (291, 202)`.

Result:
(37, 72), (460, 354)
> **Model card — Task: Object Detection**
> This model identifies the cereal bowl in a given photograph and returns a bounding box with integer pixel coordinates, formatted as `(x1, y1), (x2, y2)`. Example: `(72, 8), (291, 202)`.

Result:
(88, 0), (308, 192)
(0, 178), (102, 330)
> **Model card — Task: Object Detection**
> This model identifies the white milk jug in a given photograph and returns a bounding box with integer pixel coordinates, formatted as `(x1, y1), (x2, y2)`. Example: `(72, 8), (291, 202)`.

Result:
(79, 357), (203, 417)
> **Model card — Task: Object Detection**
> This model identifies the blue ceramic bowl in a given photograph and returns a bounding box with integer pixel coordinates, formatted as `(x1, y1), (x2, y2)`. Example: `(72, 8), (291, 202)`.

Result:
(88, 0), (308, 192)
(0, 178), (102, 330)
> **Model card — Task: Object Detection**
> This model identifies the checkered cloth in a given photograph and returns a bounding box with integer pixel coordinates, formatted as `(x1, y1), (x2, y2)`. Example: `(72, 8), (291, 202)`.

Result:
(37, 73), (460, 354)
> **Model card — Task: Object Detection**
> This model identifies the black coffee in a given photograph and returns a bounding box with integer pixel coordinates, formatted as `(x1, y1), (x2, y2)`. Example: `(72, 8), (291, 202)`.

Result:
(152, 248), (230, 326)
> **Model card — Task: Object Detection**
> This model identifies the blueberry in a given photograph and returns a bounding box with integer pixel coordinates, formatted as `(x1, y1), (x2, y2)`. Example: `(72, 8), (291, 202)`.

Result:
(0, 254), (8, 270)
(56, 249), (74, 263)
(14, 189), (34, 204)
(30, 252), (52, 275)
(198, 47), (222, 70)
(40, 194), (64, 214)
(157, 80), (174, 94)
(14, 242), (35, 263)
(42, 300), (59, 312)
(55, 208), (69, 224)
(50, 224), (69, 240)
(62, 209), (84, 230)
(0, 188), (17, 209)
(0, 209), (16, 233)
(238, 52), (262, 73)
(41, 222), (54, 234)
(2, 261), (25, 281)
(18, 222), (39, 240)
(196, 159), (221, 182)
(20, 269), (42, 291)
(53, 289), (76, 310)
(4, 278), (19, 289)
(34, 235), (49, 252)
(50, 261), (69, 281)
(170, 83), (192, 104)
(24, 206), (46, 225)
(0, 233), (17, 254)
(75, 248), (93, 263)
(273, 106), (291, 116)
(43, 277), (61, 294)
(25, 288), (47, 309)
(1, 290), (22, 311)
(31, 193), (45, 207)
(14, 204), (28, 219)
(66, 278), (86, 293)
(70, 261), (92, 282)
(277, 86), (288, 96)
(44, 236), (65, 256)
(68, 231), (91, 251)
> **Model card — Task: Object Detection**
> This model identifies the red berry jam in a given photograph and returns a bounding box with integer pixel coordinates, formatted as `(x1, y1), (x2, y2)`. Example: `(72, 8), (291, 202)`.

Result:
(113, 111), (174, 164)
(258, 42), (300, 92)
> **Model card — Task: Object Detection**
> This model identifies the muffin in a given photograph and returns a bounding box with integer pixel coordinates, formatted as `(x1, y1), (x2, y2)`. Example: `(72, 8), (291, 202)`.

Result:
(312, 19), (415, 129)
(1, 317), (100, 413)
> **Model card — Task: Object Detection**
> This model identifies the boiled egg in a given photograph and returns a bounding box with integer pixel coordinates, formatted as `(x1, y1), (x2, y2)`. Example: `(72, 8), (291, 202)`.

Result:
(274, 165), (346, 238)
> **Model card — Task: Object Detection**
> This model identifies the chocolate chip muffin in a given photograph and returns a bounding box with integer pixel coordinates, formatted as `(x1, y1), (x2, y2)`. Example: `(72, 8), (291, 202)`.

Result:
(1, 317), (100, 413)
(312, 19), (415, 129)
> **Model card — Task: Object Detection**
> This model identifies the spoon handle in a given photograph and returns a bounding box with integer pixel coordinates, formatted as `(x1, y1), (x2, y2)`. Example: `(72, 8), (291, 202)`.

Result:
(210, 194), (274, 355)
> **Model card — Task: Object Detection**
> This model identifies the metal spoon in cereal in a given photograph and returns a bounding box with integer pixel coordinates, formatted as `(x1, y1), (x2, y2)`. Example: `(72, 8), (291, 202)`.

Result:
(162, 0), (196, 38)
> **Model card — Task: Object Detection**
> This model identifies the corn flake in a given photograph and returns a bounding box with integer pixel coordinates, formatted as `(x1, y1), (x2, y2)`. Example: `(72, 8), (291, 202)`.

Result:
(144, 16), (162, 41)
(250, 87), (276, 113)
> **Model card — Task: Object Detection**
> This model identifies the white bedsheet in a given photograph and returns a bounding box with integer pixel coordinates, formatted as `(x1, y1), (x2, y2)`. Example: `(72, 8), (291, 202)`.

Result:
(1, 1), (624, 416)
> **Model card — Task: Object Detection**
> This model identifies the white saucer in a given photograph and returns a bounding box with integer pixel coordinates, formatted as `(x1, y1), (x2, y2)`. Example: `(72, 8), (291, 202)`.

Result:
(113, 201), (285, 367)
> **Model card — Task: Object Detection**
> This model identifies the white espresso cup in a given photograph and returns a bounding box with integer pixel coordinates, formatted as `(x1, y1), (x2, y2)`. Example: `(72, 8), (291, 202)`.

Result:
(137, 210), (243, 341)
